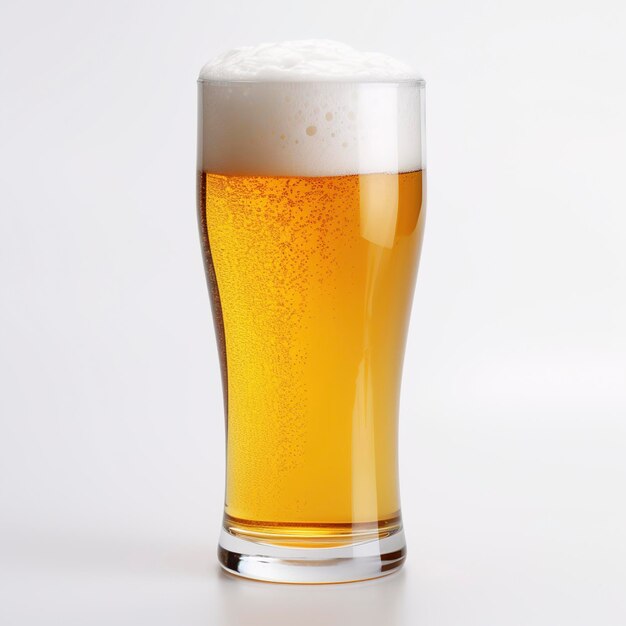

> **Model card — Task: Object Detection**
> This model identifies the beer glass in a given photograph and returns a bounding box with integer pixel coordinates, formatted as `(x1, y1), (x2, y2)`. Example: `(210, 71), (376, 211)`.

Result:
(197, 77), (425, 583)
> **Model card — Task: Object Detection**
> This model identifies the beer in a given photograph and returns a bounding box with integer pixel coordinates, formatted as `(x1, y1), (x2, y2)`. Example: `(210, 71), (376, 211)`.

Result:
(199, 171), (423, 545)
(197, 39), (425, 582)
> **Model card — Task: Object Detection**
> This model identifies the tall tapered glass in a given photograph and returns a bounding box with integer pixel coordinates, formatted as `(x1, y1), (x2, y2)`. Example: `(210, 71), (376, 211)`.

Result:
(197, 77), (426, 583)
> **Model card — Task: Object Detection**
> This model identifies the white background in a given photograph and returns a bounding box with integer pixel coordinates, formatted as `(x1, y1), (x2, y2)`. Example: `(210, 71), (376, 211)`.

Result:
(1, 0), (625, 624)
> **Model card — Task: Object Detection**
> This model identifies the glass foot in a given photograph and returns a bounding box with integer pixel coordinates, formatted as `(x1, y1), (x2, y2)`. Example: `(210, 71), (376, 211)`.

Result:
(218, 527), (406, 584)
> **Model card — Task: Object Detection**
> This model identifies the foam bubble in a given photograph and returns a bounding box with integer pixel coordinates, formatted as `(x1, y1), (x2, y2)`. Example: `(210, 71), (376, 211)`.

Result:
(198, 40), (424, 176)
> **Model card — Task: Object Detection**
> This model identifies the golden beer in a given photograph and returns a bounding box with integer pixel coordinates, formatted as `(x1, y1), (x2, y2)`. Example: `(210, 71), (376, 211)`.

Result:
(198, 170), (424, 546)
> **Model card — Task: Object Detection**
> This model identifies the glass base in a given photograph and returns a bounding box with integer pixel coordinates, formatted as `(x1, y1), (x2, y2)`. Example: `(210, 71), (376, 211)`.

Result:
(218, 527), (406, 584)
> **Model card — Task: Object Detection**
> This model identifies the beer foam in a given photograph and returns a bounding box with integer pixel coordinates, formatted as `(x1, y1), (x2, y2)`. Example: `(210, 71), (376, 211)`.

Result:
(199, 40), (420, 82)
(198, 40), (423, 176)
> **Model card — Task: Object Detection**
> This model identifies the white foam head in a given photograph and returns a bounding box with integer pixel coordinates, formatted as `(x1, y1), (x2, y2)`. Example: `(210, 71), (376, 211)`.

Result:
(198, 40), (424, 176)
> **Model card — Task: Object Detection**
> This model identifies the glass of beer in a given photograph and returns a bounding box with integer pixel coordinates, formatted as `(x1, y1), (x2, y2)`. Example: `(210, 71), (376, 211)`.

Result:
(197, 41), (425, 583)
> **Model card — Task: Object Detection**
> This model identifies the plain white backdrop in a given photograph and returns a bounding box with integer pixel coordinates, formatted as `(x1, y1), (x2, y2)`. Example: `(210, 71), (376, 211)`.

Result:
(1, 0), (625, 624)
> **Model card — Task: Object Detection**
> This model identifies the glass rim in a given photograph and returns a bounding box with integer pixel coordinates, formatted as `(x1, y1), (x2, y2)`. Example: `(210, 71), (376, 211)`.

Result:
(197, 77), (425, 87)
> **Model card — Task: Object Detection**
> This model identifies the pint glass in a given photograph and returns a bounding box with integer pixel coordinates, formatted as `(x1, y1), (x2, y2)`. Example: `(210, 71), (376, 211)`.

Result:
(197, 76), (425, 583)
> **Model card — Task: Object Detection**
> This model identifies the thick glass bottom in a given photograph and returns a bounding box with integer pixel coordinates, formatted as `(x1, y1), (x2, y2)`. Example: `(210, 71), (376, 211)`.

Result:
(218, 526), (406, 584)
